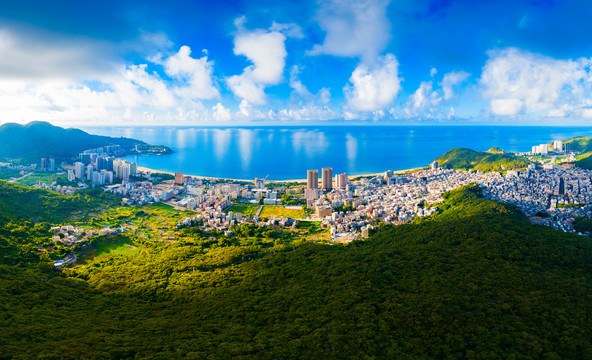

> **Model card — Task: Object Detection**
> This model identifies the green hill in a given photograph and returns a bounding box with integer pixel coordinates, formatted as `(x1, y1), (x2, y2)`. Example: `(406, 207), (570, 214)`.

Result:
(486, 146), (504, 154)
(563, 136), (592, 153)
(0, 179), (120, 223)
(2, 184), (592, 358)
(0, 121), (171, 164)
(436, 147), (530, 172)
(561, 137), (592, 169)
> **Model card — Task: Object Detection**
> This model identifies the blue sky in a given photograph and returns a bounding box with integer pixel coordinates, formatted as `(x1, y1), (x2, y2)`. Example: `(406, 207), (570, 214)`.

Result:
(1, 0), (592, 125)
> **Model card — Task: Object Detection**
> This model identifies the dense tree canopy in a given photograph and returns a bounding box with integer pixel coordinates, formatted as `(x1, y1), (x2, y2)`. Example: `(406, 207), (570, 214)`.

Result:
(436, 148), (531, 172)
(1, 184), (592, 359)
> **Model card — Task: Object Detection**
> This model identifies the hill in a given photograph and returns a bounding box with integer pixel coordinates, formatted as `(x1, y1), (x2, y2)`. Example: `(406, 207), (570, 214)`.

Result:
(563, 136), (592, 153)
(486, 146), (504, 153)
(0, 121), (172, 164)
(436, 147), (530, 172)
(2, 184), (592, 358)
(0, 179), (119, 224)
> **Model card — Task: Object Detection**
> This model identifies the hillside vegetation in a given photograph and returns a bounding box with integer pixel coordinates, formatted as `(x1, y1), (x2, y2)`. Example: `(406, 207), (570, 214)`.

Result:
(0, 180), (119, 223)
(559, 137), (592, 169)
(2, 184), (592, 358)
(436, 147), (530, 172)
(0, 121), (171, 164)
(563, 136), (592, 153)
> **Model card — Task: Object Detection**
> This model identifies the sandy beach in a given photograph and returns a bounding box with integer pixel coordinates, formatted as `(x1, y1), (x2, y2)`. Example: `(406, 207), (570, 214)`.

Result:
(137, 166), (425, 184)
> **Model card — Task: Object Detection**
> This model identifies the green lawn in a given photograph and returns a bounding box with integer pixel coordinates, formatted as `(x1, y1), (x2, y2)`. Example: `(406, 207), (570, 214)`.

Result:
(16, 172), (69, 186)
(260, 206), (304, 219)
(94, 239), (139, 257)
(293, 220), (329, 241)
(225, 204), (259, 217)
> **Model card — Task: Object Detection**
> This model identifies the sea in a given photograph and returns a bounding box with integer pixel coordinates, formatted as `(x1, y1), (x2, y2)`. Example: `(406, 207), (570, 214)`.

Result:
(81, 126), (592, 180)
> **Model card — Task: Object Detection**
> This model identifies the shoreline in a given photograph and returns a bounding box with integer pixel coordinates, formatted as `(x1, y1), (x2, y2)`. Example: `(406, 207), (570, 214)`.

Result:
(137, 166), (426, 184)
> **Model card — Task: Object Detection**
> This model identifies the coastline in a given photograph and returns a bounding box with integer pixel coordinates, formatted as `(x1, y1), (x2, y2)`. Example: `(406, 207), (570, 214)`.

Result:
(137, 166), (425, 183)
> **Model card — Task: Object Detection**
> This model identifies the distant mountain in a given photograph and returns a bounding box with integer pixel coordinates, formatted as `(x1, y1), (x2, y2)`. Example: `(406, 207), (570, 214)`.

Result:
(436, 147), (531, 172)
(0, 121), (170, 164)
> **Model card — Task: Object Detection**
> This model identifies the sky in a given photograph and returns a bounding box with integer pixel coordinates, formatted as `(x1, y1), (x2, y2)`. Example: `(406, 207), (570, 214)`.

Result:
(1, 0), (592, 126)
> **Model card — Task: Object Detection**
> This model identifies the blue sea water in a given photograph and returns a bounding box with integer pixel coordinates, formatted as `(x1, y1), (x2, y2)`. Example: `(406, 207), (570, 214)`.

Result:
(81, 126), (592, 180)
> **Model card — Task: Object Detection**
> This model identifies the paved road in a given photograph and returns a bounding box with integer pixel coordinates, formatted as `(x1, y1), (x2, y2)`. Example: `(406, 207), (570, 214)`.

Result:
(9, 171), (33, 183)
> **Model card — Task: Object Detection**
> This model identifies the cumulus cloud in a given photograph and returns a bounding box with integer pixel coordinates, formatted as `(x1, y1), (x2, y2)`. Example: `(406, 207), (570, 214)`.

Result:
(227, 19), (298, 105)
(164, 45), (219, 100)
(0, 27), (231, 124)
(344, 53), (401, 112)
(480, 48), (592, 117)
(309, 0), (391, 64)
(403, 70), (470, 118)
(212, 103), (232, 121)
(309, 0), (398, 114)
(404, 81), (440, 117)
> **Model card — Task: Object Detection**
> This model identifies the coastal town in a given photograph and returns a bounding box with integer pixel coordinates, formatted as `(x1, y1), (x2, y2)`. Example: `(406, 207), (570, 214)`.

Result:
(4, 138), (592, 267)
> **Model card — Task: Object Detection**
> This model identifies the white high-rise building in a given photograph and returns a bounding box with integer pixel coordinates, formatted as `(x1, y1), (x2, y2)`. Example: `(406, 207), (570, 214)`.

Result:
(101, 170), (114, 184)
(130, 162), (137, 176)
(553, 140), (563, 152)
(74, 162), (85, 179)
(86, 164), (94, 180)
(92, 171), (102, 185)
(67, 169), (75, 182)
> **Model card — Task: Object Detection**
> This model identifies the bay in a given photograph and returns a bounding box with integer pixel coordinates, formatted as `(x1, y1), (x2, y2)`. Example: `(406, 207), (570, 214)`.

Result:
(81, 126), (592, 180)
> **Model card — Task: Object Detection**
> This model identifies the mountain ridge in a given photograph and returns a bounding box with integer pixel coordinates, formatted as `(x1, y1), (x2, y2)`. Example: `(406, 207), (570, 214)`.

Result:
(0, 121), (172, 164)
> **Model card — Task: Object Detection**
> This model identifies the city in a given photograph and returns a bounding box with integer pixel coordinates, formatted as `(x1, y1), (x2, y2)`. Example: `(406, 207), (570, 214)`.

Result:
(15, 138), (592, 258)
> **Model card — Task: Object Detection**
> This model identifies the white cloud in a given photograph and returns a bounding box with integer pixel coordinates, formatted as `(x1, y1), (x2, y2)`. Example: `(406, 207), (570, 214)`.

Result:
(212, 103), (232, 121)
(289, 65), (313, 99)
(319, 88), (331, 104)
(239, 99), (251, 117)
(441, 71), (470, 100)
(404, 81), (441, 117)
(344, 53), (401, 112)
(480, 48), (592, 117)
(123, 64), (177, 108)
(403, 70), (470, 118)
(269, 22), (304, 38)
(164, 45), (219, 100)
(0, 28), (117, 81)
(277, 105), (337, 121)
(0, 27), (227, 125)
(227, 20), (294, 105)
(309, 0), (391, 64)
(489, 98), (524, 115)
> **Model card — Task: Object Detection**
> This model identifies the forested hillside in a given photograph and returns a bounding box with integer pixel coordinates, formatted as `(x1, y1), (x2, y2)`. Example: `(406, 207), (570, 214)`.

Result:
(0, 121), (171, 164)
(436, 148), (531, 172)
(1, 184), (592, 359)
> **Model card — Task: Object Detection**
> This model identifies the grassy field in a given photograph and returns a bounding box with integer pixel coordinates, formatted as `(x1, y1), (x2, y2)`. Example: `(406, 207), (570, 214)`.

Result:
(225, 204), (259, 217)
(94, 240), (139, 257)
(89, 203), (195, 242)
(294, 220), (329, 241)
(260, 206), (304, 219)
(16, 172), (69, 186)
